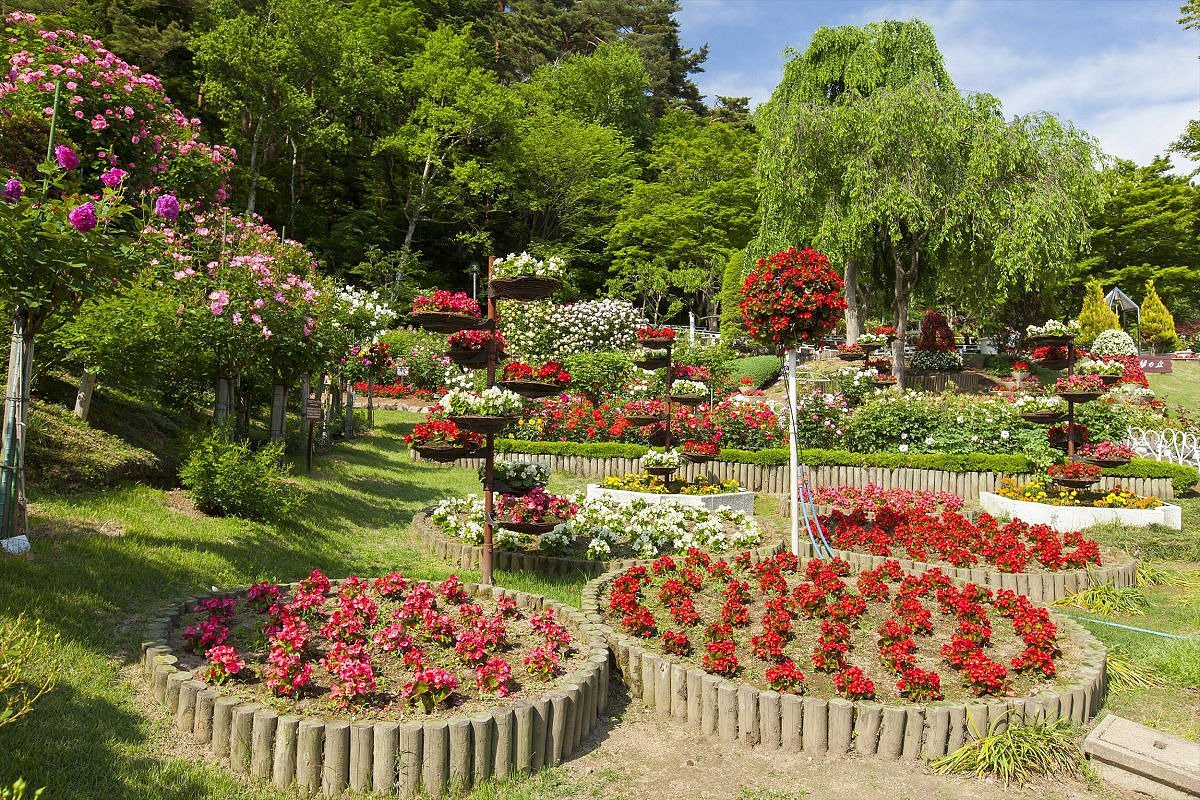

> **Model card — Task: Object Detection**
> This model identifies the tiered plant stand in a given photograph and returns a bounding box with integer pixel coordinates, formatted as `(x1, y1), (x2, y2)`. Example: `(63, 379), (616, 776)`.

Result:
(1022, 334), (1102, 487)
(414, 258), (562, 584)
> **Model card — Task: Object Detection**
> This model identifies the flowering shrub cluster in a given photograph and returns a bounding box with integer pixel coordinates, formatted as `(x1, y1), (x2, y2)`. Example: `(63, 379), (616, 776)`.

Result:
(738, 247), (847, 347)
(820, 487), (1101, 573)
(604, 551), (1069, 703)
(185, 570), (575, 711)
(501, 299), (646, 361)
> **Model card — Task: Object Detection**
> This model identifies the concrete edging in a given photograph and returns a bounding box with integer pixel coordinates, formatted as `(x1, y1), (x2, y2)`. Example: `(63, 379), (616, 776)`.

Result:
(413, 512), (785, 579)
(141, 580), (611, 798)
(580, 564), (1109, 762)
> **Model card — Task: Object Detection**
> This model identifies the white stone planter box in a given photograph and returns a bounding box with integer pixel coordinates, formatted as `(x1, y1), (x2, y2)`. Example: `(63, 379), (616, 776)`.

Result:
(980, 492), (1182, 531)
(585, 484), (757, 515)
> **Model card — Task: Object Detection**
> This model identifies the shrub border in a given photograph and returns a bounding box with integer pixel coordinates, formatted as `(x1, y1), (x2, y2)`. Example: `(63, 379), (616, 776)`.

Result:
(140, 579), (610, 798)
(580, 561), (1108, 762)
(412, 512), (785, 579)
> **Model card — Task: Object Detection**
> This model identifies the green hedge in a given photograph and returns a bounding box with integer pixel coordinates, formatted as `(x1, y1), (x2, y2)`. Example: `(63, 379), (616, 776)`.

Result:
(1104, 459), (1199, 495)
(494, 439), (1198, 491)
(727, 355), (783, 388)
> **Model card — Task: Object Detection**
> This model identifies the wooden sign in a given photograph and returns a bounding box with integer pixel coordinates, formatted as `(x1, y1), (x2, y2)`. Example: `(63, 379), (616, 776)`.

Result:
(1138, 357), (1173, 374)
(303, 396), (323, 420)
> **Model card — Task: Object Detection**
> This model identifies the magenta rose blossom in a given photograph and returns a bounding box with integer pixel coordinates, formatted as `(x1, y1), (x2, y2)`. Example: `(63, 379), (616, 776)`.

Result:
(2, 179), (20, 203)
(54, 145), (79, 170)
(68, 201), (97, 232)
(99, 168), (127, 188)
(154, 194), (180, 220)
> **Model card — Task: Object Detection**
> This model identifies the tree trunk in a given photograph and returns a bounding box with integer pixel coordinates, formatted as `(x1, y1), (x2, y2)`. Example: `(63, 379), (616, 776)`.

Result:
(246, 116), (264, 215)
(843, 257), (861, 344)
(402, 155), (434, 254)
(269, 381), (288, 442)
(288, 137), (299, 233)
(214, 374), (235, 425)
(235, 375), (250, 440)
(344, 383), (355, 438)
(322, 374), (337, 445)
(0, 310), (27, 541)
(74, 367), (96, 421)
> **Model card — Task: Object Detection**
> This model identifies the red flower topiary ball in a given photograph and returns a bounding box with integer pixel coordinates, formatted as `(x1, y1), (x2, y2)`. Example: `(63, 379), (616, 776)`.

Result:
(738, 247), (847, 348)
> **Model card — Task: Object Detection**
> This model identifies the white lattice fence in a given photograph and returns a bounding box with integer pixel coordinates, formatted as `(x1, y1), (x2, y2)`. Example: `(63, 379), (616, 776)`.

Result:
(1126, 426), (1200, 469)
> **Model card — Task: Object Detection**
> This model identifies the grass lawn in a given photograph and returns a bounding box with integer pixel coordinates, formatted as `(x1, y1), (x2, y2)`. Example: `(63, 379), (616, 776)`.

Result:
(1147, 358), (1200, 412)
(0, 408), (1196, 798)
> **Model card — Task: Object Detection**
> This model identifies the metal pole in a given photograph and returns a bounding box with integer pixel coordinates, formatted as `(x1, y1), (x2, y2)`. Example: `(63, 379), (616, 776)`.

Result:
(481, 255), (497, 586)
(786, 348), (800, 555)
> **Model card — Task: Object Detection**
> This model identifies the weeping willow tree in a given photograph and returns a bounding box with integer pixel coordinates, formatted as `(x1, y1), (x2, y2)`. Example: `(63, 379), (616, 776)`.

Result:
(754, 21), (955, 342)
(754, 21), (1104, 387)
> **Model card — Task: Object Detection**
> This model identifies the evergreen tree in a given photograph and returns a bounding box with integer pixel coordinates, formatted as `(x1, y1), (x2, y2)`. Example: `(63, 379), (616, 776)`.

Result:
(1140, 280), (1179, 352)
(1075, 279), (1121, 347)
(718, 250), (747, 339)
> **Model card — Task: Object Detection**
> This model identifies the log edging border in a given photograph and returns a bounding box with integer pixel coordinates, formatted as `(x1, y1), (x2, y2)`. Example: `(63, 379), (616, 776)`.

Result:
(580, 561), (1108, 762)
(141, 580), (610, 798)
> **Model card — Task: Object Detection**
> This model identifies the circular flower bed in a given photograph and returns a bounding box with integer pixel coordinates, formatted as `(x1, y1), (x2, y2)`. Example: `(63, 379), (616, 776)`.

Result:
(817, 491), (1102, 574)
(582, 550), (1106, 760)
(142, 572), (608, 795)
(431, 494), (764, 563)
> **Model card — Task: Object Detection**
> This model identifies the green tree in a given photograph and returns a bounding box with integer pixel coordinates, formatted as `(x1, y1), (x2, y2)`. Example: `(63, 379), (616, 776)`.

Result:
(764, 75), (1102, 388)
(1075, 279), (1121, 347)
(1076, 158), (1200, 320)
(1140, 279), (1179, 352)
(607, 112), (759, 324)
(718, 250), (747, 339)
(754, 21), (955, 343)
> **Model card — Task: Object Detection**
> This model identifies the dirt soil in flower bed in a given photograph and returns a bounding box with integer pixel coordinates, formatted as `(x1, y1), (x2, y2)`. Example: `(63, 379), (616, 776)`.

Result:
(168, 574), (588, 722)
(602, 552), (1087, 705)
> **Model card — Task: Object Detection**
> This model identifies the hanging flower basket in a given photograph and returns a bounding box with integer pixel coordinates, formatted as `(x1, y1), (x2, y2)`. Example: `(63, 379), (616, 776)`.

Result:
(1081, 456), (1128, 469)
(681, 441), (720, 464)
(668, 394), (705, 407)
(639, 337), (675, 349)
(1024, 335), (1075, 349)
(447, 415), (516, 435)
(634, 355), (670, 370)
(1098, 374), (1122, 387)
(1032, 357), (1070, 371)
(491, 480), (535, 497)
(411, 311), (480, 334)
(1078, 442), (1133, 468)
(682, 453), (715, 464)
(1053, 476), (1099, 490)
(413, 444), (479, 463)
(488, 275), (563, 301)
(645, 465), (677, 478)
(447, 348), (507, 368)
(1020, 411), (1067, 425)
(1058, 391), (1102, 404)
(497, 380), (562, 399)
(646, 429), (675, 447)
(493, 517), (563, 535)
(625, 414), (668, 427)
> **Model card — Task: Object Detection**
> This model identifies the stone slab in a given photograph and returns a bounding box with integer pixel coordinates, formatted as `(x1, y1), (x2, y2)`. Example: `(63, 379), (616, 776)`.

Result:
(1083, 714), (1200, 800)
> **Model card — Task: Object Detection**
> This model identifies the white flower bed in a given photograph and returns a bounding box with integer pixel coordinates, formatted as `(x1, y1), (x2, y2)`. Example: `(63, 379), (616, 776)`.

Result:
(430, 493), (761, 561)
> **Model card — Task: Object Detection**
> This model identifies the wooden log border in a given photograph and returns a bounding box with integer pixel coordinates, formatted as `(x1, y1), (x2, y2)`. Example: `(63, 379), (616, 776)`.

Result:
(581, 564), (1109, 763)
(417, 451), (1177, 501)
(789, 540), (1137, 606)
(141, 580), (611, 798)
(412, 512), (786, 579)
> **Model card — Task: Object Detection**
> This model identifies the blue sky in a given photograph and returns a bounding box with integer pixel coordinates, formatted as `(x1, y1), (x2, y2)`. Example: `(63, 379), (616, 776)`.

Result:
(676, 0), (1199, 171)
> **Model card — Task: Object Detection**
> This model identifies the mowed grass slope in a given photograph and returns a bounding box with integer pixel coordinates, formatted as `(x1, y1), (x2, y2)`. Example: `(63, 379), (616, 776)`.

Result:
(0, 410), (589, 799)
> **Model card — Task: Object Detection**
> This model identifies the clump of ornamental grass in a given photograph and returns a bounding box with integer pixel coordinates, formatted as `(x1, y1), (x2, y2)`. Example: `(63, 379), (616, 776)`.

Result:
(932, 717), (1084, 785)
(1136, 562), (1184, 588)
(1053, 583), (1149, 616)
(1105, 646), (1167, 692)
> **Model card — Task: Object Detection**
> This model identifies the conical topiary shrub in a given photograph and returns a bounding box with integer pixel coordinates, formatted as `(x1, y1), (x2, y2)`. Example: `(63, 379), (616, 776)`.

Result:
(1140, 280), (1178, 353)
(1076, 279), (1121, 347)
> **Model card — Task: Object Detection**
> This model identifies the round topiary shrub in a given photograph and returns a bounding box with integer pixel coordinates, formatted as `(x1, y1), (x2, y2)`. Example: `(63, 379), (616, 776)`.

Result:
(1089, 329), (1138, 357)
